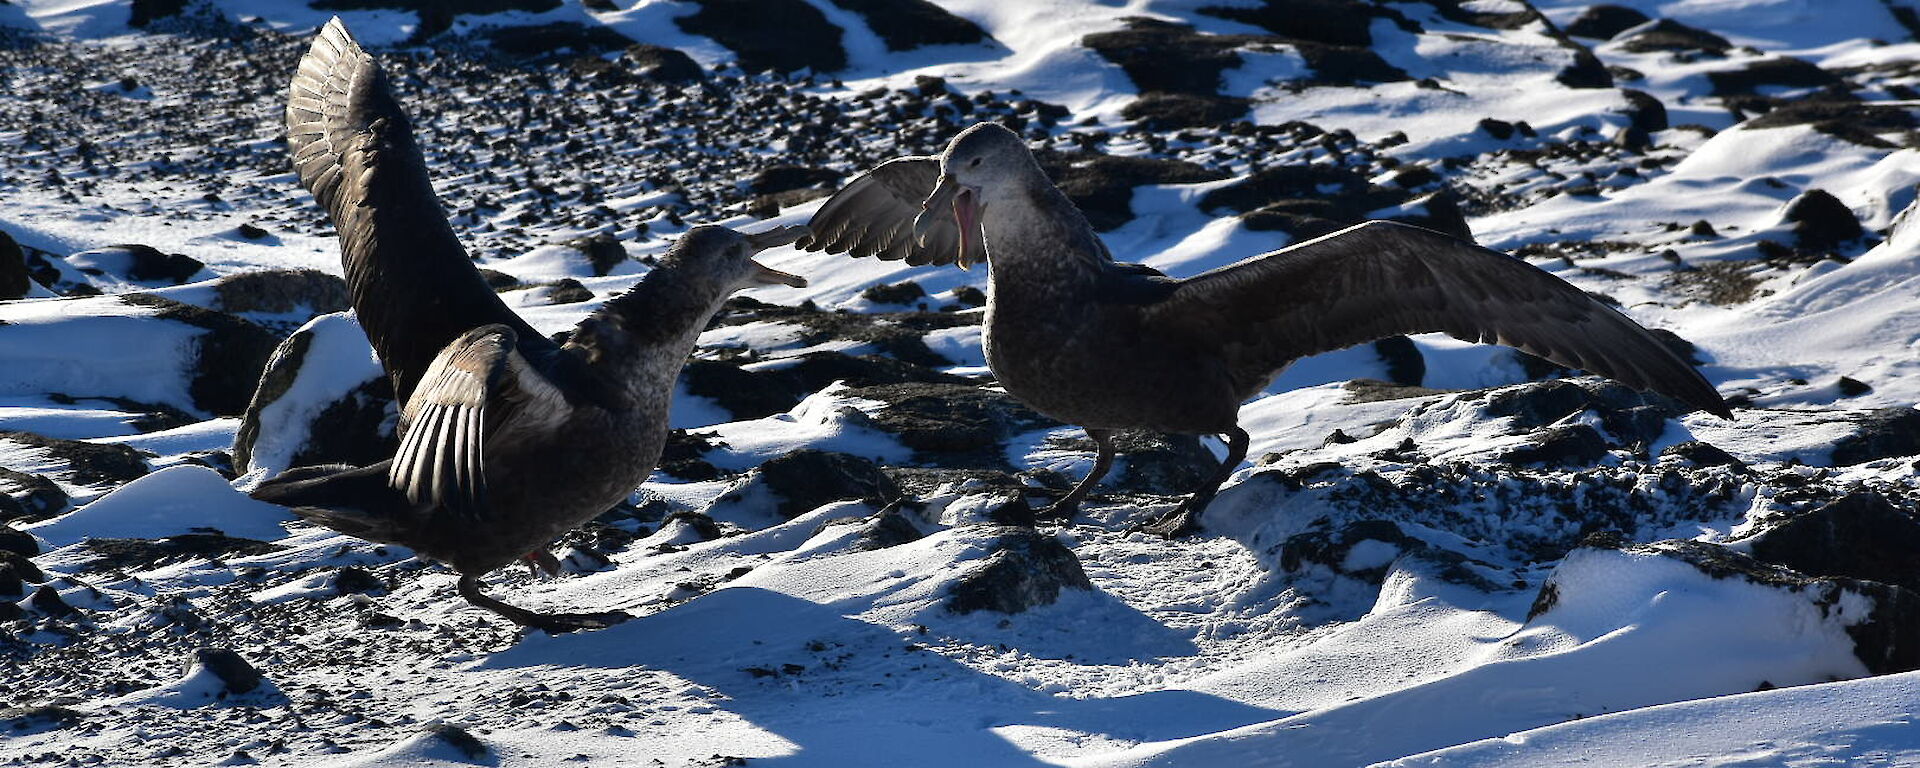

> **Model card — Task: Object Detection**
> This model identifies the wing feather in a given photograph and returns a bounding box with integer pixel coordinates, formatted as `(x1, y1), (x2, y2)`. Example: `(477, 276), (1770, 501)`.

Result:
(1149, 221), (1730, 417)
(796, 157), (985, 267)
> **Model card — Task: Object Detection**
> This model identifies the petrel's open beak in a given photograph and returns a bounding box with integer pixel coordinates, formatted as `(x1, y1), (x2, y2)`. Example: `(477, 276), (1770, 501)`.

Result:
(911, 176), (983, 270)
(745, 224), (809, 287)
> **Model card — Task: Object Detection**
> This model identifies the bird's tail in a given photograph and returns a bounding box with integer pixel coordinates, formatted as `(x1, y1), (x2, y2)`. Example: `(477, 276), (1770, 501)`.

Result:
(252, 460), (415, 541)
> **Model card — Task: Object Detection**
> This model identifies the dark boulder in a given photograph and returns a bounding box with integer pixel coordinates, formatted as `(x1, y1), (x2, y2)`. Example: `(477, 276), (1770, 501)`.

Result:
(546, 278), (594, 304)
(565, 233), (629, 277)
(1741, 493), (1920, 593)
(122, 294), (281, 417)
(747, 165), (843, 196)
(0, 228), (29, 299)
(1499, 424), (1610, 466)
(1121, 92), (1250, 130)
(211, 269), (349, 318)
(1106, 431), (1219, 495)
(332, 566), (386, 596)
(1660, 440), (1744, 469)
(946, 527), (1092, 614)
(1619, 88), (1669, 132)
(1781, 189), (1863, 251)
(1617, 19), (1732, 54)
(1565, 4), (1650, 39)
(0, 467), (68, 524)
(1829, 408), (1920, 465)
(756, 450), (901, 518)
(483, 21), (631, 60)
(860, 281), (927, 306)
(194, 648), (263, 695)
(676, 0), (847, 73)
(67, 244), (204, 287)
(128, 0), (187, 28)
(81, 534), (281, 571)
(825, 0), (990, 51)
(1199, 164), (1424, 240)
(1034, 150), (1230, 231)
(853, 505), (926, 550)
(29, 584), (76, 617)
(0, 431), (149, 487)
(620, 44), (704, 83)
(847, 382), (1057, 468)
(0, 525), (37, 557)
(1197, 0), (1396, 47)
(1707, 57), (1842, 96)
(310, 0), (561, 41)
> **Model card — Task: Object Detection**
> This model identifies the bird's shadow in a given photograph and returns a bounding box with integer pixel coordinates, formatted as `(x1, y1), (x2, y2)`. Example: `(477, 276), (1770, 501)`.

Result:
(482, 587), (1284, 766)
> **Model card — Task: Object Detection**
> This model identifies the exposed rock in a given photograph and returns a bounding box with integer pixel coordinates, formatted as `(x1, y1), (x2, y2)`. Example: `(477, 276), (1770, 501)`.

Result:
(1565, 5), (1651, 39)
(860, 281), (927, 306)
(1618, 88), (1669, 132)
(618, 44), (704, 83)
(232, 316), (396, 475)
(29, 584), (76, 617)
(0, 551), (45, 589)
(1556, 49), (1615, 89)
(1374, 335), (1425, 386)
(1198, 0), (1401, 47)
(1034, 150), (1230, 231)
(0, 430), (150, 486)
(546, 278), (594, 304)
(1741, 493), (1920, 593)
(482, 21), (632, 61)
(1707, 57), (1842, 96)
(310, 0), (561, 41)
(1199, 164), (1434, 240)
(122, 293), (282, 417)
(1499, 424), (1609, 466)
(826, 0), (990, 51)
(682, 351), (967, 421)
(0, 525), (37, 557)
(128, 0), (187, 28)
(1666, 261), (1765, 306)
(1616, 19), (1732, 55)
(212, 269), (349, 318)
(1744, 101), (1915, 148)
(564, 232), (629, 277)
(657, 429), (725, 481)
(1781, 189), (1863, 251)
(420, 722), (490, 761)
(81, 534), (281, 570)
(1121, 92), (1251, 130)
(1106, 431), (1218, 495)
(1659, 440), (1744, 469)
(332, 566), (386, 596)
(853, 505), (925, 550)
(847, 382), (1057, 468)
(1341, 378), (1452, 404)
(0, 228), (29, 299)
(755, 450), (901, 518)
(0, 706), (83, 732)
(67, 244), (204, 286)
(747, 165), (843, 196)
(675, 0), (847, 73)
(1278, 518), (1501, 590)
(946, 527), (1091, 614)
(194, 647), (263, 694)
(0, 467), (68, 524)
(951, 285), (986, 307)
(1829, 408), (1920, 465)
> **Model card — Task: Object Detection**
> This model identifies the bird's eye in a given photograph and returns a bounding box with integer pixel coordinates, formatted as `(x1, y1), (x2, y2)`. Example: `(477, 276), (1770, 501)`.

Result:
(968, 157), (982, 168)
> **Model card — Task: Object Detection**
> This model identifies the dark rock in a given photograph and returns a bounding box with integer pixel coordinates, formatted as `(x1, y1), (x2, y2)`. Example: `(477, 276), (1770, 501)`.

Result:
(756, 450), (901, 518)
(1544, 537), (1920, 675)
(985, 494), (1037, 527)
(195, 647), (263, 694)
(236, 222), (271, 240)
(122, 294), (281, 417)
(1483, 378), (1687, 433)
(332, 566), (385, 596)
(1393, 191), (1473, 241)
(676, 0), (847, 73)
(1745, 102), (1915, 148)
(619, 44), (704, 83)
(29, 584), (75, 617)
(420, 722), (490, 761)
(68, 244), (203, 286)
(661, 510), (723, 542)
(1121, 92), (1251, 130)
(1478, 117), (1515, 140)
(0, 706), (83, 732)
(683, 351), (967, 421)
(952, 285), (987, 307)
(1617, 18), (1732, 54)
(946, 527), (1091, 614)
(483, 21), (631, 60)
(825, 0), (990, 51)
(0, 467), (68, 523)
(1034, 151), (1230, 231)
(861, 281), (927, 306)
(1197, 0), (1394, 47)
(748, 165), (844, 196)
(1280, 518), (1417, 583)
(657, 429), (725, 481)
(561, 233), (627, 278)
(311, 0), (561, 41)
(1498, 423), (1609, 466)
(1374, 335), (1425, 386)
(0, 566), (20, 600)
(1083, 19), (1243, 96)
(128, 0), (186, 28)
(0, 525), (35, 557)
(1341, 378), (1452, 404)
(1565, 4), (1650, 39)
(1556, 49), (1615, 89)
(1104, 431), (1217, 494)
(0, 551), (44, 587)
(0, 431), (149, 486)
(1838, 377), (1873, 397)
(478, 269), (520, 289)
(1660, 440), (1744, 469)
(848, 382), (1057, 467)
(546, 278), (594, 304)
(232, 323), (398, 474)
(1666, 260), (1764, 305)
(1781, 189), (1862, 251)
(1707, 57), (1842, 96)
(81, 534), (281, 570)
(1619, 88), (1669, 132)
(1199, 164), (1410, 239)
(0, 228), (29, 299)
(1293, 41), (1411, 85)
(213, 269), (350, 318)
(1742, 493), (1920, 593)
(854, 505), (925, 550)
(1830, 408), (1920, 465)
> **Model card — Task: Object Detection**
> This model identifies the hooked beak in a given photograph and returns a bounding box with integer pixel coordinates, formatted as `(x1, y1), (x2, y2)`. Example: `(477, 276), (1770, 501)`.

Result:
(745, 224), (810, 288)
(911, 176), (984, 270)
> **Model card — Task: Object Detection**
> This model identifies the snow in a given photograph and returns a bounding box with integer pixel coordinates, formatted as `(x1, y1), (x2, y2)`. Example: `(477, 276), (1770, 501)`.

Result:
(22, 464), (296, 547)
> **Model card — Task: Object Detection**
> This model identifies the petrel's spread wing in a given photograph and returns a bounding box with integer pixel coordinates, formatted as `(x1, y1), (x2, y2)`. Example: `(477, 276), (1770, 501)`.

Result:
(389, 325), (572, 518)
(796, 157), (986, 267)
(286, 17), (542, 405)
(1148, 220), (1730, 417)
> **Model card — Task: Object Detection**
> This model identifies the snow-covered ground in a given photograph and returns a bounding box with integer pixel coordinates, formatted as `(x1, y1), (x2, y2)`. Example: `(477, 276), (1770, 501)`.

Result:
(2, 0), (1919, 766)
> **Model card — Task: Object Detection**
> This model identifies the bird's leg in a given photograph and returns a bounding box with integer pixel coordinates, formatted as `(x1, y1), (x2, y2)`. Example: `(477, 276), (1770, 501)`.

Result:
(456, 574), (629, 634)
(1039, 428), (1115, 523)
(1135, 427), (1250, 539)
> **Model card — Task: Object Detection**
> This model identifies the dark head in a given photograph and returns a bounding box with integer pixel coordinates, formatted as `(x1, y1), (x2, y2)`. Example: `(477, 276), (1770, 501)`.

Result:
(654, 224), (810, 291)
(911, 122), (1038, 269)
